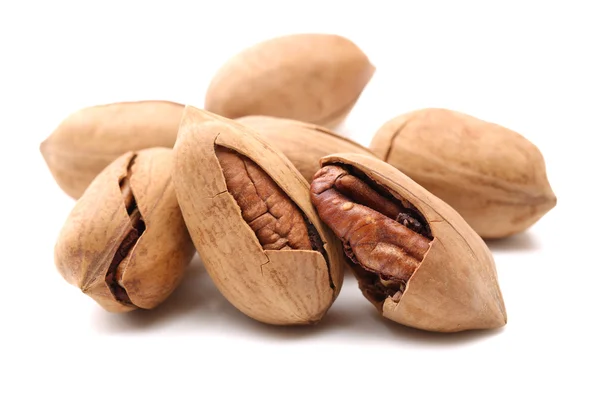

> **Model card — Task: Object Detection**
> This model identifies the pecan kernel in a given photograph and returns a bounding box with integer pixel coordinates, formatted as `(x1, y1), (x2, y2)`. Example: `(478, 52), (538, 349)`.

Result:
(310, 165), (432, 303)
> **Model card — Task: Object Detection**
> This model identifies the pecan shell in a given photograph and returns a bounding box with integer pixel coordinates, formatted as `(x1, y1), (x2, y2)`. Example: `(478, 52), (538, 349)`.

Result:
(237, 115), (376, 182)
(311, 153), (507, 332)
(205, 34), (375, 128)
(40, 101), (184, 199)
(369, 108), (556, 238)
(54, 148), (195, 312)
(173, 106), (345, 325)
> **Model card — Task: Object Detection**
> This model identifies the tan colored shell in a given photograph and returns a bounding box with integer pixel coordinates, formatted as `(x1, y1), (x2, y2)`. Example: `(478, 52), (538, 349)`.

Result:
(173, 106), (344, 325)
(237, 115), (377, 182)
(205, 34), (375, 128)
(369, 108), (556, 238)
(40, 101), (184, 199)
(321, 153), (507, 332)
(54, 148), (195, 312)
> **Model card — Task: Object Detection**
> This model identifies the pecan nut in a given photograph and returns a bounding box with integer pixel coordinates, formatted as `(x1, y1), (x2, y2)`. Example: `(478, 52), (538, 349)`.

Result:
(205, 34), (374, 128)
(310, 153), (507, 332)
(369, 108), (556, 238)
(54, 148), (195, 312)
(216, 146), (312, 251)
(40, 101), (184, 199)
(311, 164), (432, 305)
(173, 107), (345, 325)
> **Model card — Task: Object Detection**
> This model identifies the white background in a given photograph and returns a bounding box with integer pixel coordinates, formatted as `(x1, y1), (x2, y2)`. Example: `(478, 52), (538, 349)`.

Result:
(1, 1), (598, 399)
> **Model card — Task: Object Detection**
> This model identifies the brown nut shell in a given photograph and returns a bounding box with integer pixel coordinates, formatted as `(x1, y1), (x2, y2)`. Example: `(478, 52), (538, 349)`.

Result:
(312, 153), (507, 332)
(40, 101), (184, 199)
(205, 34), (375, 128)
(54, 148), (195, 312)
(173, 106), (344, 325)
(369, 108), (556, 238)
(236, 115), (377, 182)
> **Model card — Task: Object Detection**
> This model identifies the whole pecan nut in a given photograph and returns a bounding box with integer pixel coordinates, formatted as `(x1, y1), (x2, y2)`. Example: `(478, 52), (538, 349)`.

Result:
(369, 108), (556, 238)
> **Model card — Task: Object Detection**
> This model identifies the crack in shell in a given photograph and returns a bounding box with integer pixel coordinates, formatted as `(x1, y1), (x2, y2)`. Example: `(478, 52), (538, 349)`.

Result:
(310, 164), (433, 308)
(105, 155), (146, 306)
(215, 146), (333, 287)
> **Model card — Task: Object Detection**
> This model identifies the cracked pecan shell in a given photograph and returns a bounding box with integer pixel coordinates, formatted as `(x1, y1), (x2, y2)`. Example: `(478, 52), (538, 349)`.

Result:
(173, 106), (344, 325)
(311, 153), (507, 332)
(54, 148), (195, 312)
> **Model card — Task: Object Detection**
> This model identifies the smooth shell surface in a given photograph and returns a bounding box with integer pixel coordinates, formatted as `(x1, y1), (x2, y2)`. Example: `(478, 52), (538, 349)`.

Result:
(41, 101), (184, 199)
(54, 148), (195, 312)
(237, 115), (376, 182)
(173, 106), (344, 325)
(369, 108), (556, 238)
(321, 153), (507, 332)
(205, 34), (375, 128)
